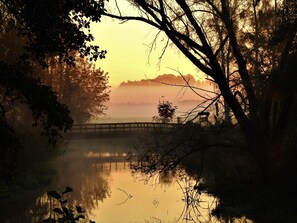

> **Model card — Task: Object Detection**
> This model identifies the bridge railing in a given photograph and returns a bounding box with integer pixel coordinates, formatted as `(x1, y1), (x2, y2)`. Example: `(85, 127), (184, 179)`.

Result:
(69, 122), (180, 134)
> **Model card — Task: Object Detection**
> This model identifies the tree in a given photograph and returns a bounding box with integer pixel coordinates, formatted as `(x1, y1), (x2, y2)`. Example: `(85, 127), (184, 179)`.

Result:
(0, 0), (106, 63)
(102, 0), (297, 180)
(153, 99), (177, 123)
(32, 54), (110, 124)
(0, 0), (107, 179)
(0, 0), (108, 135)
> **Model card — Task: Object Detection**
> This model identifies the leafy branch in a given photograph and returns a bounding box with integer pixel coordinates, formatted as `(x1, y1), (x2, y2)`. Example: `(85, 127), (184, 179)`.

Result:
(43, 187), (95, 223)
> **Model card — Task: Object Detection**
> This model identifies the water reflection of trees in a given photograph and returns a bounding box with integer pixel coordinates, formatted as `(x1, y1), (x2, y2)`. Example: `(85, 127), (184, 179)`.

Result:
(131, 126), (255, 222)
(1, 151), (112, 223)
(132, 166), (218, 223)
(51, 151), (111, 214)
(177, 176), (217, 223)
(139, 170), (252, 223)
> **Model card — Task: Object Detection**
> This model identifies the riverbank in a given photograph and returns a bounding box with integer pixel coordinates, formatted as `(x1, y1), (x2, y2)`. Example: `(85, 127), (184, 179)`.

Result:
(131, 123), (297, 222)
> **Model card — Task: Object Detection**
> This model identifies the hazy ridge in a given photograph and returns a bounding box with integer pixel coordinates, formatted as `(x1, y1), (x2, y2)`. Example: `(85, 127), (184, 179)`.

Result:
(98, 74), (213, 122)
(119, 74), (205, 87)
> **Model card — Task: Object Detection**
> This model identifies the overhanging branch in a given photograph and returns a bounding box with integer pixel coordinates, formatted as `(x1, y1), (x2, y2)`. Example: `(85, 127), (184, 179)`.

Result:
(102, 12), (162, 29)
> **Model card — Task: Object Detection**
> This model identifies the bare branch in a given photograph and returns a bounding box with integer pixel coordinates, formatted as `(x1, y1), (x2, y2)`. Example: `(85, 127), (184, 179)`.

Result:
(220, 0), (259, 117)
(179, 71), (214, 100)
(205, 0), (222, 18)
(114, 0), (122, 17)
(176, 0), (212, 53)
(190, 47), (211, 67)
(157, 37), (170, 67)
(214, 32), (232, 57)
(145, 30), (162, 66)
(102, 12), (161, 29)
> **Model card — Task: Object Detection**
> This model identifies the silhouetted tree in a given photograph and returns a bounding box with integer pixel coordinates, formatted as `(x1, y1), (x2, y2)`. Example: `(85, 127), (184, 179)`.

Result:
(0, 0), (107, 179)
(153, 100), (177, 123)
(103, 0), (297, 180)
(0, 0), (106, 63)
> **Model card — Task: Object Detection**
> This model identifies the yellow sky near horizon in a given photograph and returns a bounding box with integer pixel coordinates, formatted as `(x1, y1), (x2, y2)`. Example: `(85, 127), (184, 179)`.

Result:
(91, 2), (203, 87)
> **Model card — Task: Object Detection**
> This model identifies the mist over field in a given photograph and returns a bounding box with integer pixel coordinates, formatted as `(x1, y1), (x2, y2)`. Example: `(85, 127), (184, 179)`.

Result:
(96, 74), (214, 122)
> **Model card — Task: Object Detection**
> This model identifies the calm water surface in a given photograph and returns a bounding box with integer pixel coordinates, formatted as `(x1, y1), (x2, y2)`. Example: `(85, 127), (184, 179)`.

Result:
(2, 138), (219, 223)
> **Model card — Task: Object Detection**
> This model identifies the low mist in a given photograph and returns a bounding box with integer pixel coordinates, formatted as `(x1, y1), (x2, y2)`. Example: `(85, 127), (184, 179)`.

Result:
(100, 83), (213, 122)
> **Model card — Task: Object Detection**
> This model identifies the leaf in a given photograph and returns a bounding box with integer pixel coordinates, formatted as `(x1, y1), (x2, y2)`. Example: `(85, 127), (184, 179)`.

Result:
(62, 206), (70, 216)
(47, 191), (61, 200)
(53, 208), (63, 215)
(61, 199), (68, 204)
(42, 218), (56, 223)
(76, 205), (85, 213)
(75, 215), (85, 220)
(63, 186), (73, 194)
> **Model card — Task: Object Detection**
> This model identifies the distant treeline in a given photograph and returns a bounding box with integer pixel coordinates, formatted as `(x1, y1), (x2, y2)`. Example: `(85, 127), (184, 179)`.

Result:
(119, 74), (208, 87)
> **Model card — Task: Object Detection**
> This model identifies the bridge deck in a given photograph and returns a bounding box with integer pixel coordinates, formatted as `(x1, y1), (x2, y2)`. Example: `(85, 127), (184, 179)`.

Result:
(66, 122), (181, 139)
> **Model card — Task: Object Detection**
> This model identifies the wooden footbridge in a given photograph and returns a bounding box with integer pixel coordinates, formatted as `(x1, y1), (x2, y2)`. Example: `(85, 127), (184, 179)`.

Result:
(65, 122), (181, 139)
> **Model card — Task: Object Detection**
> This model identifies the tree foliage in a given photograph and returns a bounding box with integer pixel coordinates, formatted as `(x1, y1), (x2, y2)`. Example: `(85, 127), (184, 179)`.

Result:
(0, 0), (106, 63)
(153, 100), (177, 123)
(33, 54), (110, 124)
(0, 0), (107, 180)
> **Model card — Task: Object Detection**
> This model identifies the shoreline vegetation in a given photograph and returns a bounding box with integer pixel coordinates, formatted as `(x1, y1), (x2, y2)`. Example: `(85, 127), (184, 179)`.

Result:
(131, 123), (297, 222)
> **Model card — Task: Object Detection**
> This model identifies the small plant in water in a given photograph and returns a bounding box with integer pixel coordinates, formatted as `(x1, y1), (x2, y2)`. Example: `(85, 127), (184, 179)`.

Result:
(42, 186), (95, 223)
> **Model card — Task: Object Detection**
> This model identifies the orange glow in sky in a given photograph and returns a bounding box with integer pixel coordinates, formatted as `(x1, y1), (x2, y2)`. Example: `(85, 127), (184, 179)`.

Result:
(91, 2), (202, 87)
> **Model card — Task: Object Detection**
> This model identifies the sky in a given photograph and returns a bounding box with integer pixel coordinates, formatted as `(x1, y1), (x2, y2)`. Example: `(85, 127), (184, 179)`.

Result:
(91, 2), (202, 87)
(88, 1), (212, 121)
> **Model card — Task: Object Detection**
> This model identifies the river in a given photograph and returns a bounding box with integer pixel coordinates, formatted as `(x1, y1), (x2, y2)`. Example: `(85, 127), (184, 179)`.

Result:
(1, 137), (225, 223)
